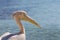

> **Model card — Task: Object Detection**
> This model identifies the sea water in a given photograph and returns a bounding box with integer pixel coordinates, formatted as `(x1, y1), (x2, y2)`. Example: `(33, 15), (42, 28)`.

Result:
(0, 0), (60, 40)
(0, 20), (60, 40)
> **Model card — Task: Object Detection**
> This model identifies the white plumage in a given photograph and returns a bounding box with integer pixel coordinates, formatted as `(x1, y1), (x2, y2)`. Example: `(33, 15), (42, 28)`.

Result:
(0, 32), (25, 40)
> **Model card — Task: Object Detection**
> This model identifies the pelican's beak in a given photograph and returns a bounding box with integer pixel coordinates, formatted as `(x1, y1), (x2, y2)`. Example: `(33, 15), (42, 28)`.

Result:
(22, 15), (41, 28)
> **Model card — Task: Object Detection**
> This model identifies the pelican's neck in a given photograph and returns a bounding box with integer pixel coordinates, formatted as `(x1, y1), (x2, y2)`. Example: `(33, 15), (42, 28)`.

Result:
(15, 18), (25, 34)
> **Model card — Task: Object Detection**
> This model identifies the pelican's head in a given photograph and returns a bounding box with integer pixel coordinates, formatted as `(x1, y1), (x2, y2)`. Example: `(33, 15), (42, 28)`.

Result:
(13, 11), (41, 28)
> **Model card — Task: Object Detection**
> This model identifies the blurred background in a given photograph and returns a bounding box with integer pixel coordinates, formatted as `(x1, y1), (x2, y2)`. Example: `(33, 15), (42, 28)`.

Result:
(0, 0), (60, 40)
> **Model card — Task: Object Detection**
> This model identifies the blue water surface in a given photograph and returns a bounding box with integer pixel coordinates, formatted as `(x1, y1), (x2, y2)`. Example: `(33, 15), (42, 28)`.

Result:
(0, 20), (60, 40)
(0, 0), (60, 40)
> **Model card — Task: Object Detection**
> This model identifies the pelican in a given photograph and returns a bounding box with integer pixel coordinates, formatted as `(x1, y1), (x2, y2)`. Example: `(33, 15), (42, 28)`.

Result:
(0, 11), (41, 40)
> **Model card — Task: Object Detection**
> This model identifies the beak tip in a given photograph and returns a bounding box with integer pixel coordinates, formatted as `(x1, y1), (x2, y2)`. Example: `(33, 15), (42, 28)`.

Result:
(38, 25), (42, 29)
